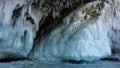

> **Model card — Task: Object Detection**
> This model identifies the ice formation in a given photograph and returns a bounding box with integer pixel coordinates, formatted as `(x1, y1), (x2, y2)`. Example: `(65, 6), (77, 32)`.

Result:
(30, 1), (112, 61)
(0, 0), (43, 57)
(0, 0), (120, 62)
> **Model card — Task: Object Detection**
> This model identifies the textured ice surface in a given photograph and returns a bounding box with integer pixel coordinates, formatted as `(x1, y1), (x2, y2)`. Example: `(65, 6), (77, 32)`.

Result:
(0, 0), (43, 57)
(30, 1), (112, 62)
(30, 0), (120, 62)
(0, 0), (120, 63)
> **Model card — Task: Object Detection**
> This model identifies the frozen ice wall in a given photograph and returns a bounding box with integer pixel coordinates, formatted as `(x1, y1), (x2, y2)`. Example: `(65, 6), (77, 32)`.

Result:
(30, 1), (111, 62)
(0, 0), (43, 57)
(0, 0), (95, 60)
(30, 0), (120, 62)
(0, 0), (120, 63)
(106, 0), (120, 50)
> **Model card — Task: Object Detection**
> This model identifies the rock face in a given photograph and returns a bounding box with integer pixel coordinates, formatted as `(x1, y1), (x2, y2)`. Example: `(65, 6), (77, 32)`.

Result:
(0, 0), (120, 62)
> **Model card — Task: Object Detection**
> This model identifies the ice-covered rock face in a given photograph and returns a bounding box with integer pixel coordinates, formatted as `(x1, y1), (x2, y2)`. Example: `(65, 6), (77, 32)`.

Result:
(0, 0), (43, 57)
(0, 0), (93, 60)
(0, 0), (120, 63)
(30, 1), (112, 62)
(106, 0), (120, 51)
(29, 0), (120, 62)
(0, 0), (93, 59)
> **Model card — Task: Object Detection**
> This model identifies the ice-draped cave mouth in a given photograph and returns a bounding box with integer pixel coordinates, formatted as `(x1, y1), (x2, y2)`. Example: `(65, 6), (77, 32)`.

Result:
(0, 0), (120, 66)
